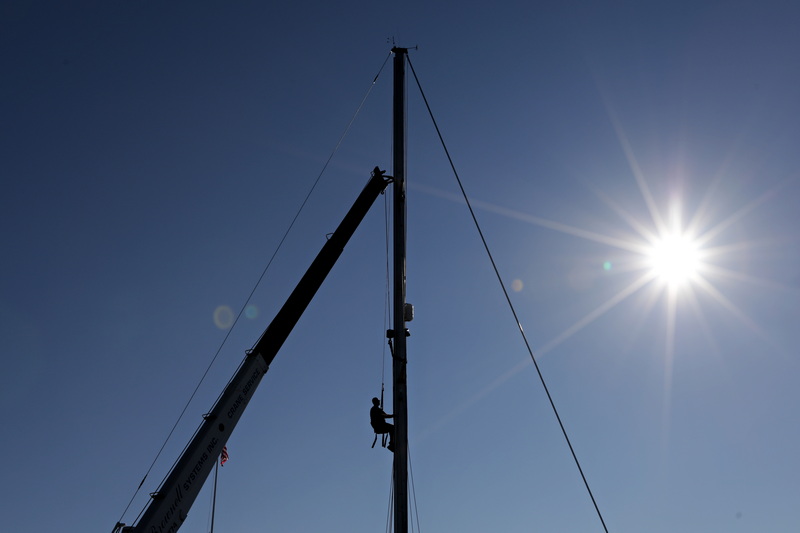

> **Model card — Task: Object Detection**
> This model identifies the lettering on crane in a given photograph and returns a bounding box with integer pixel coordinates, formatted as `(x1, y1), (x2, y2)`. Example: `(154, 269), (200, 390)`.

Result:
(206, 437), (218, 455)
(182, 452), (209, 492)
(226, 366), (263, 420)
(151, 486), (185, 533)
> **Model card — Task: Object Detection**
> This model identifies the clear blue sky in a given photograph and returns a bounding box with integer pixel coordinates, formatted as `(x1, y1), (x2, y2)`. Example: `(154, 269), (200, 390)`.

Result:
(2, 1), (799, 532)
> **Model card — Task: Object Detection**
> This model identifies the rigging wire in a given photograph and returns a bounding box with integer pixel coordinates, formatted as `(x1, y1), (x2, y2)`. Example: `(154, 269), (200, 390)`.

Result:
(408, 445), (423, 533)
(406, 55), (611, 533)
(386, 470), (395, 533)
(115, 51), (394, 529)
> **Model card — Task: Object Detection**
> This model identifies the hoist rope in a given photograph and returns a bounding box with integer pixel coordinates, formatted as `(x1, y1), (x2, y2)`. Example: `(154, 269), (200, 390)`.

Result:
(406, 55), (611, 533)
(116, 51), (394, 529)
(209, 459), (219, 533)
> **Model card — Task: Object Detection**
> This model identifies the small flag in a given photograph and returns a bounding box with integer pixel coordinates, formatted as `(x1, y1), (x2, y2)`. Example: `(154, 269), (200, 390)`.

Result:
(220, 446), (229, 466)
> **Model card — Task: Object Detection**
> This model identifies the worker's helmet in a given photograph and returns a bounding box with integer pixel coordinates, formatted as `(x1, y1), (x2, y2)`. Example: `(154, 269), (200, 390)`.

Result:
(372, 397), (380, 406)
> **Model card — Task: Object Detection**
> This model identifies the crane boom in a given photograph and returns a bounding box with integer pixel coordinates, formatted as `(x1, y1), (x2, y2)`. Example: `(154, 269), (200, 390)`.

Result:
(120, 168), (391, 533)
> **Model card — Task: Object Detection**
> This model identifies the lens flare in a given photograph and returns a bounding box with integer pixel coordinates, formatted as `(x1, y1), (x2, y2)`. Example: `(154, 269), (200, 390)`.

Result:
(213, 305), (234, 330)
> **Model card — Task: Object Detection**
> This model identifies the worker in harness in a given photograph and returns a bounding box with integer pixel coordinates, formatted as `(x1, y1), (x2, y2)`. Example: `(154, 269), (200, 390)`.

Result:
(370, 397), (394, 452)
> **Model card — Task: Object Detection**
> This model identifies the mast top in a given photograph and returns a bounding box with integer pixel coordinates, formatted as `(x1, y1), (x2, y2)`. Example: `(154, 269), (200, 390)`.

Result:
(391, 46), (418, 54)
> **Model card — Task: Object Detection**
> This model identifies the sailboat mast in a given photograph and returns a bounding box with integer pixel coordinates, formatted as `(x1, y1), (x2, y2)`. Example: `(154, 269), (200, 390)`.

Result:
(391, 46), (409, 533)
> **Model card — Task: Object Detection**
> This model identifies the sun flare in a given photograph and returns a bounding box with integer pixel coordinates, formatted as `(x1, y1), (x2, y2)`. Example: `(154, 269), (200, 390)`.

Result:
(646, 232), (701, 287)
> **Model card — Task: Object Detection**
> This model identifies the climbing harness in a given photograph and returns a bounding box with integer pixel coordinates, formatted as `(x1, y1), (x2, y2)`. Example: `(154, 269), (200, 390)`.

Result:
(371, 385), (390, 449)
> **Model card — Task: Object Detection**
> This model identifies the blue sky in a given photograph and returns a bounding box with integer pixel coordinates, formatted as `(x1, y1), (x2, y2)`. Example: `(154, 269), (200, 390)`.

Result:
(2, 1), (799, 532)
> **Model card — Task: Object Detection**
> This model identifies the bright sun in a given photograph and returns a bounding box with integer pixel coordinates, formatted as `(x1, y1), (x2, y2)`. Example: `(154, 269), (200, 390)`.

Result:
(646, 232), (701, 286)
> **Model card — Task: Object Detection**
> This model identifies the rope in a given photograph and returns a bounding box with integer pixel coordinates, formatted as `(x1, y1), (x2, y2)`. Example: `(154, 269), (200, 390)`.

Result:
(406, 55), (611, 533)
(382, 187), (391, 391)
(115, 51), (393, 530)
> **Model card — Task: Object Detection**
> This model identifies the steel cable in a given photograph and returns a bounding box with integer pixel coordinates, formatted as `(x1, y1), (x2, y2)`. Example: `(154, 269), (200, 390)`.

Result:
(406, 54), (611, 533)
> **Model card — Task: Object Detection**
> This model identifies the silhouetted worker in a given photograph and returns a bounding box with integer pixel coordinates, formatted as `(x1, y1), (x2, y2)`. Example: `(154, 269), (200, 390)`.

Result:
(370, 397), (394, 451)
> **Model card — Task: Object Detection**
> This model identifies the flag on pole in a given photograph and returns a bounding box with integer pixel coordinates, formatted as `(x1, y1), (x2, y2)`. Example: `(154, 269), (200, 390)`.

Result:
(220, 446), (229, 466)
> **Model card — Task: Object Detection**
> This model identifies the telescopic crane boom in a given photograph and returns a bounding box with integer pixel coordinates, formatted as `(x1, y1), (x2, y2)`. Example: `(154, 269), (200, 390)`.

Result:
(116, 168), (391, 533)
